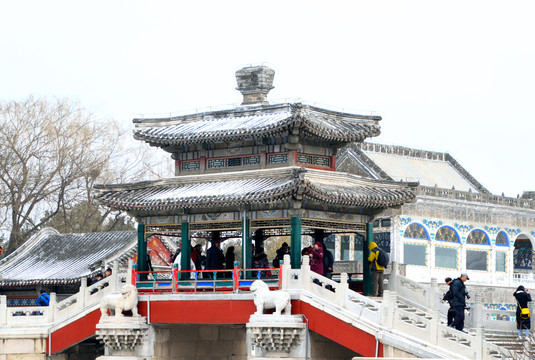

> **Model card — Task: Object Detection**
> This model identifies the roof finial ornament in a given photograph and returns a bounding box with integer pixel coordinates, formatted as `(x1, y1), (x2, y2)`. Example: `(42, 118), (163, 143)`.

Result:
(235, 65), (275, 105)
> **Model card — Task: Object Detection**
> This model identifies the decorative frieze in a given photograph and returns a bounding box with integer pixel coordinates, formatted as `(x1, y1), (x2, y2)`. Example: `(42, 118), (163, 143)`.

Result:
(247, 315), (306, 356)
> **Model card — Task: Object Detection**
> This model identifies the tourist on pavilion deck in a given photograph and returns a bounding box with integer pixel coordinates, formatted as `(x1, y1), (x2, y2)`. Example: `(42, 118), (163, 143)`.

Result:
(310, 241), (324, 276)
(225, 246), (236, 278)
(514, 285), (532, 338)
(206, 239), (224, 278)
(273, 242), (290, 268)
(253, 247), (271, 277)
(191, 244), (203, 271)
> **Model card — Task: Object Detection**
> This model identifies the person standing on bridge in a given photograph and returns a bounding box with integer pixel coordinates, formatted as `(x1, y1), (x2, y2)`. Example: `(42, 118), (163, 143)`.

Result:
(310, 241), (324, 276)
(449, 273), (470, 332)
(36, 289), (50, 306)
(367, 242), (385, 297)
(442, 277), (455, 327)
(514, 285), (531, 338)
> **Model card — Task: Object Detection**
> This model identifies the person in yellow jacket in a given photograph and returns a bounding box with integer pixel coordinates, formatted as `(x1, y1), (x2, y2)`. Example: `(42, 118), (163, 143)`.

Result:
(368, 242), (385, 297)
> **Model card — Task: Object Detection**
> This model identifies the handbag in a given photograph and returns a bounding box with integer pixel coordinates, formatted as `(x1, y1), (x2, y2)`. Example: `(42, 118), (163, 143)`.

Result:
(518, 303), (530, 319)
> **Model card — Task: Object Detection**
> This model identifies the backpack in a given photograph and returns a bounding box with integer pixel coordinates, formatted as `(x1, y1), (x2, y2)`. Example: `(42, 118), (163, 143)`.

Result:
(376, 248), (390, 268)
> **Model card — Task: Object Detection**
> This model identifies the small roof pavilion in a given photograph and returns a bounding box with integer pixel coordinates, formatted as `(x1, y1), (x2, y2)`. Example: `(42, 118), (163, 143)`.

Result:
(94, 65), (417, 291)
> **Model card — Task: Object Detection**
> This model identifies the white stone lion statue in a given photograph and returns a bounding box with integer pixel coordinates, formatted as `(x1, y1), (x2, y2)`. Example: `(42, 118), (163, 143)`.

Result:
(100, 284), (139, 318)
(250, 280), (291, 316)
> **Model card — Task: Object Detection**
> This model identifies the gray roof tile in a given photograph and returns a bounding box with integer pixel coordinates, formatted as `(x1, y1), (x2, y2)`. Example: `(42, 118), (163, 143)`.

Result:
(0, 228), (136, 286)
(133, 103), (381, 146)
(94, 167), (416, 213)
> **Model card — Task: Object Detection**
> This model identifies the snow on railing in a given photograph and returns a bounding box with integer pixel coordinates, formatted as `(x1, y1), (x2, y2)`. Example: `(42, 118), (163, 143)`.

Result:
(0, 261), (123, 327)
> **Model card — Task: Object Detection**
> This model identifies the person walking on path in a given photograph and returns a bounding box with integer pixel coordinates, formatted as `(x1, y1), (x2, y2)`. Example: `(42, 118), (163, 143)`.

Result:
(514, 285), (532, 338)
(367, 242), (385, 297)
(442, 277), (455, 326)
(449, 273), (470, 332)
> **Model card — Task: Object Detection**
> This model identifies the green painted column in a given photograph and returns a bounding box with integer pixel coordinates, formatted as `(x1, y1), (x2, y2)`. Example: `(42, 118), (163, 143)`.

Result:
(137, 224), (148, 281)
(290, 217), (302, 269)
(180, 222), (190, 280)
(363, 222), (373, 296)
(242, 218), (251, 270)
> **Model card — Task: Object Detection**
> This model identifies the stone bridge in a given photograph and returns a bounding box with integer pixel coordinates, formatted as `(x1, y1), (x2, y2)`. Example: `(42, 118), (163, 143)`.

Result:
(0, 257), (526, 359)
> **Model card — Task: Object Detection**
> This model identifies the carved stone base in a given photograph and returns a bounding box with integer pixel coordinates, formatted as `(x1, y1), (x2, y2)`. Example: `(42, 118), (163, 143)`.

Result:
(96, 316), (149, 352)
(246, 314), (307, 358)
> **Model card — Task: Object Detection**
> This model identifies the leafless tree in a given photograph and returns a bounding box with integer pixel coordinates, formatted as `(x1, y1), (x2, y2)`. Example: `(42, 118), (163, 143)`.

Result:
(0, 96), (165, 254)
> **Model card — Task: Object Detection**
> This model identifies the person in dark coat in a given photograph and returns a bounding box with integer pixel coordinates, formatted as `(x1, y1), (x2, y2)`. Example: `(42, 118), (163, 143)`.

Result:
(310, 241), (324, 275)
(514, 285), (532, 337)
(442, 277), (455, 326)
(274, 242), (290, 267)
(253, 247), (271, 277)
(450, 273), (470, 332)
(225, 246), (236, 278)
(191, 244), (203, 271)
(206, 239), (224, 278)
(323, 246), (334, 279)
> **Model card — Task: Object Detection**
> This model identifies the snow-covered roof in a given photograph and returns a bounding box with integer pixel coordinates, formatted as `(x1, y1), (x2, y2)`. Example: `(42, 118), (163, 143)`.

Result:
(338, 143), (490, 194)
(94, 166), (417, 216)
(0, 228), (137, 287)
(132, 103), (382, 146)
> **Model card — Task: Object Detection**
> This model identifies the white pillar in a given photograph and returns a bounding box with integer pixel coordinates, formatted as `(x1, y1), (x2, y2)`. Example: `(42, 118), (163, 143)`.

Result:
(127, 259), (134, 286)
(336, 273), (348, 307)
(79, 277), (87, 308)
(49, 292), (57, 323)
(281, 254), (291, 290)
(301, 255), (311, 292)
(429, 278), (438, 310)
(0, 295), (7, 325)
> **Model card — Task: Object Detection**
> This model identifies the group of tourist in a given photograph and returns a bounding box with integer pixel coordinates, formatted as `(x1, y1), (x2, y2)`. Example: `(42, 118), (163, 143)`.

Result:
(443, 274), (532, 337)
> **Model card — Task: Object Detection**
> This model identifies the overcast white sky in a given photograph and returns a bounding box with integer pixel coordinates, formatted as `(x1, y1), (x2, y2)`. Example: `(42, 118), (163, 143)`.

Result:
(1, 1), (534, 197)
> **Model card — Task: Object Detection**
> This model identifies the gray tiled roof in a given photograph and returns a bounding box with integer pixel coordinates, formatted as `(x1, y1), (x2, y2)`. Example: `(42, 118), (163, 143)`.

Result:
(94, 167), (416, 213)
(0, 228), (137, 287)
(338, 143), (490, 194)
(133, 103), (381, 146)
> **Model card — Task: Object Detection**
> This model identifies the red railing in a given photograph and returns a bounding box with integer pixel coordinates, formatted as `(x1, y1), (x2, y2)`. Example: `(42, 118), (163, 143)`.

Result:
(134, 266), (281, 294)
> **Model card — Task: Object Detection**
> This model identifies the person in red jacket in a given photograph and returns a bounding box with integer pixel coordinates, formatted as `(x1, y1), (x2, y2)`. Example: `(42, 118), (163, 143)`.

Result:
(310, 241), (324, 275)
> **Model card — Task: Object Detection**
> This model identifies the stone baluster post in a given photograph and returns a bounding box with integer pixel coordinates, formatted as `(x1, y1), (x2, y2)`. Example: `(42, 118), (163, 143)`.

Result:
(301, 255), (311, 292)
(429, 308), (439, 345)
(126, 259), (134, 286)
(474, 326), (484, 360)
(336, 273), (348, 307)
(381, 290), (397, 329)
(429, 278), (438, 310)
(473, 293), (483, 330)
(281, 254), (291, 290)
(112, 261), (120, 292)
(389, 261), (399, 293)
(0, 295), (7, 325)
(49, 292), (57, 323)
(79, 277), (87, 308)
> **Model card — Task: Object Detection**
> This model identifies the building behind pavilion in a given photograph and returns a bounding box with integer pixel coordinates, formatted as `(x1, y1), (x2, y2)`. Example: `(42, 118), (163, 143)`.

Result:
(336, 142), (535, 286)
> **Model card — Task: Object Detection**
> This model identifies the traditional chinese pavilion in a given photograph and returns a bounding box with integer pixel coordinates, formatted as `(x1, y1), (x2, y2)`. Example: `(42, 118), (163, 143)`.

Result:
(94, 65), (416, 289)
